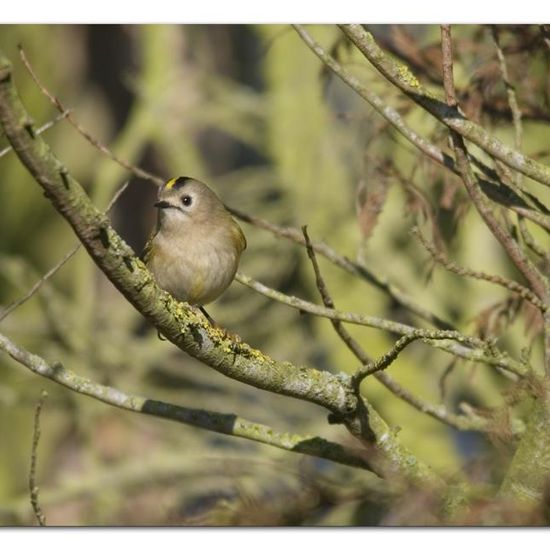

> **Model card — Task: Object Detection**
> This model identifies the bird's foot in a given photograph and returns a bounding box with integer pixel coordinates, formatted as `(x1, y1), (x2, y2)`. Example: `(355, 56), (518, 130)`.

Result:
(198, 306), (242, 343)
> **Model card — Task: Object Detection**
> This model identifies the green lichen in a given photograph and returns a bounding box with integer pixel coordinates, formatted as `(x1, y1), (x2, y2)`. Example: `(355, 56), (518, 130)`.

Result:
(397, 64), (420, 89)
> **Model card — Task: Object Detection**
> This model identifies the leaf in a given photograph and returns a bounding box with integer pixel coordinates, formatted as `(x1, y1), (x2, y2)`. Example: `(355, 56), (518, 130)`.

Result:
(355, 177), (390, 242)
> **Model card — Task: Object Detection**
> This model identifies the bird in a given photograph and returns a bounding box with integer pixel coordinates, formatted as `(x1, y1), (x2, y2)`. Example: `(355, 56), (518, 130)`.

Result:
(142, 176), (246, 322)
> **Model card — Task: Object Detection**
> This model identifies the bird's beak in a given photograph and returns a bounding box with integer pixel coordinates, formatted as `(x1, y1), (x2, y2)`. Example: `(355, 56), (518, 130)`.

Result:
(154, 200), (172, 209)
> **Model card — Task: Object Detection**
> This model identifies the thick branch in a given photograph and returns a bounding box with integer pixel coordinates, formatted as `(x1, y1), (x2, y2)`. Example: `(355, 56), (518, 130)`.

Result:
(0, 332), (370, 471)
(0, 54), (353, 421)
(499, 380), (550, 503)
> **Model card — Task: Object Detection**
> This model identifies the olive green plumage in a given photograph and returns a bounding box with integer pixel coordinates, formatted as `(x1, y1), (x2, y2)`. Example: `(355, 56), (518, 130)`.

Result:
(143, 177), (246, 306)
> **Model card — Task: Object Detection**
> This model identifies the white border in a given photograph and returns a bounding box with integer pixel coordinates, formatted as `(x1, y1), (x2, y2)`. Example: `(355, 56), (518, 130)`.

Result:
(1, 1), (550, 24)
(0, 529), (546, 548)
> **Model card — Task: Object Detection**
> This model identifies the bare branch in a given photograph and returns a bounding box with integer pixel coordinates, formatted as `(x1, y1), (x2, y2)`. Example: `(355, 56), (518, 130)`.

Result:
(236, 272), (525, 377)
(18, 46), (163, 186)
(300, 226), (492, 433)
(413, 227), (546, 312)
(0, 50), (444, 485)
(0, 332), (371, 472)
(491, 27), (523, 156)
(29, 390), (47, 526)
(0, 110), (69, 158)
(230, 207), (455, 331)
(0, 181), (128, 324)
(517, 218), (547, 259)
(293, 25), (550, 235)
(439, 26), (548, 303)
(292, 24), (456, 173)
(0, 245), (80, 324)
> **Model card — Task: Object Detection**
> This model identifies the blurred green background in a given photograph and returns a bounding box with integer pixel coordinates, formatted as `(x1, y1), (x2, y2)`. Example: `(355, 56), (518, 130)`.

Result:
(1, 24), (550, 525)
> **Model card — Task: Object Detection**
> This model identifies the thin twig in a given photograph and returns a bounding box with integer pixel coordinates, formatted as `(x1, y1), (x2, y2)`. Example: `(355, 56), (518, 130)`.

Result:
(0, 182), (129, 324)
(18, 45), (163, 186)
(512, 207), (550, 234)
(301, 224), (376, 371)
(413, 227), (546, 311)
(0, 110), (69, 159)
(0, 246), (80, 324)
(29, 390), (47, 526)
(352, 329), (494, 386)
(518, 217), (546, 259)
(354, 334), (422, 385)
(302, 224), (375, 441)
(236, 272), (480, 346)
(491, 27), (523, 159)
(489, 27), (547, 267)
(438, 359), (457, 402)
(374, 370), (482, 432)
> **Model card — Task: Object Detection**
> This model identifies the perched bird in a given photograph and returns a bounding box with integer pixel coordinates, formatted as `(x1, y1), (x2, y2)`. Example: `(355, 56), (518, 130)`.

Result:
(142, 176), (246, 315)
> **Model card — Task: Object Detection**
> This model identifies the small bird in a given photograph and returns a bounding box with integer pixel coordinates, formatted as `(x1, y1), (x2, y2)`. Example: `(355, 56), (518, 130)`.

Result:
(142, 176), (246, 316)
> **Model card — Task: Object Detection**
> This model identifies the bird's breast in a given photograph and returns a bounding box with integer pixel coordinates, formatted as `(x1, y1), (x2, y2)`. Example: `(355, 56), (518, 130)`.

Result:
(148, 230), (240, 306)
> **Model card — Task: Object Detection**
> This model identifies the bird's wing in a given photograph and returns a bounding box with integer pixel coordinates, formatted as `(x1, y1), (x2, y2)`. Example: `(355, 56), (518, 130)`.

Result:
(140, 228), (158, 264)
(233, 221), (247, 253)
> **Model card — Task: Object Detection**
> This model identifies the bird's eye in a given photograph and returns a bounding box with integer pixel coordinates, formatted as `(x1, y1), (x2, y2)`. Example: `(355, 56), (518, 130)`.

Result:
(181, 194), (193, 207)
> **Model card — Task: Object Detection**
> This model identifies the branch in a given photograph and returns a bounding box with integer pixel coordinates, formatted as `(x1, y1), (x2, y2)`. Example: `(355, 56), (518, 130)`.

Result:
(0, 331), (371, 472)
(18, 41), (466, 337)
(229, 207), (455, 331)
(0, 54), (351, 418)
(0, 244), (79, 324)
(293, 25), (550, 235)
(301, 226), (492, 433)
(0, 182), (128, 324)
(490, 27), (523, 158)
(438, 26), (548, 303)
(236, 272), (526, 377)
(29, 390), (47, 526)
(413, 227), (546, 312)
(0, 110), (69, 159)
(18, 46), (163, 186)
(339, 24), (550, 189)
(292, 24), (456, 175)
(438, 26), (550, 507)
(499, 380), (550, 502)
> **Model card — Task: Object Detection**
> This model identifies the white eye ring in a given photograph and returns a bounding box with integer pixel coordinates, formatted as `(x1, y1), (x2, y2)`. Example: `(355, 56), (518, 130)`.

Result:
(181, 194), (193, 207)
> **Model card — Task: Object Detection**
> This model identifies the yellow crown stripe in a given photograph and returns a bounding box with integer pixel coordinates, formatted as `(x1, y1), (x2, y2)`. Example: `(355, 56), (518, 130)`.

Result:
(165, 177), (178, 190)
